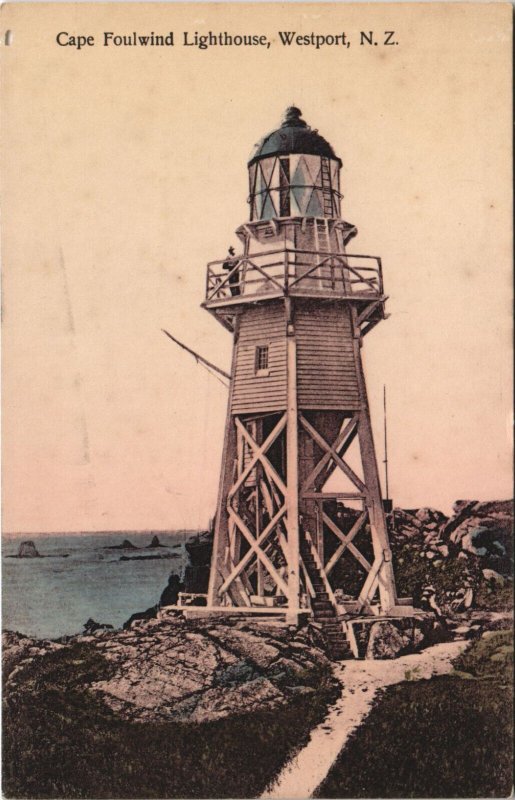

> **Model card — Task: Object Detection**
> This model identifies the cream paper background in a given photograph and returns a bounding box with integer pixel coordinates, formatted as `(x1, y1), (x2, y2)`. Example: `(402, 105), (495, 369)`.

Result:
(1, 2), (512, 533)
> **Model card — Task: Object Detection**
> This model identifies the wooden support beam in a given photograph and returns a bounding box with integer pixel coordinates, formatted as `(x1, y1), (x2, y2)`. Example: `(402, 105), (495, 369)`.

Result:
(302, 491), (366, 500)
(300, 414), (359, 494)
(228, 508), (289, 597)
(356, 300), (382, 329)
(207, 326), (240, 607)
(259, 479), (291, 564)
(219, 505), (287, 595)
(233, 415), (287, 499)
(325, 511), (367, 575)
(350, 304), (398, 612)
(323, 512), (372, 573)
(228, 414), (286, 501)
(361, 318), (381, 338)
(357, 558), (383, 609)
(299, 414), (367, 495)
(285, 298), (300, 624)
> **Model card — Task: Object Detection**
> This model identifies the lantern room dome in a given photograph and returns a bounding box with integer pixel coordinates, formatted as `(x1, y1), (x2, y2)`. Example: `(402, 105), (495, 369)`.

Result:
(248, 107), (342, 167)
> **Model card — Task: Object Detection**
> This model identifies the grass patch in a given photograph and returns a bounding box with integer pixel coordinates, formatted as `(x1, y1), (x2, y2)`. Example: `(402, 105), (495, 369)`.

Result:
(3, 641), (337, 798)
(474, 582), (514, 612)
(315, 630), (513, 798)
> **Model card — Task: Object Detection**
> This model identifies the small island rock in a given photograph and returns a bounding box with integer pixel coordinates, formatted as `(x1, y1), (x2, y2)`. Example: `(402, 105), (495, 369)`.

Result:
(106, 539), (138, 550)
(148, 535), (165, 548)
(17, 541), (40, 558)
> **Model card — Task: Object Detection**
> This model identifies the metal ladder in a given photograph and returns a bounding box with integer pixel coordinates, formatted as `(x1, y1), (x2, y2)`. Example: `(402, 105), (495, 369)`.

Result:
(314, 218), (335, 288)
(320, 157), (334, 216)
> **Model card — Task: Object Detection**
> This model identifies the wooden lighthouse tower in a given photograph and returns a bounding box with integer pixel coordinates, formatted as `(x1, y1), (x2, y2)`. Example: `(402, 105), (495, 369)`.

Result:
(202, 108), (403, 644)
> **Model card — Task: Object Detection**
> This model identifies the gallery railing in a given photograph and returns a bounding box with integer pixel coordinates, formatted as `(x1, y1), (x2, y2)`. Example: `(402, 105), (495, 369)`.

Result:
(204, 248), (384, 306)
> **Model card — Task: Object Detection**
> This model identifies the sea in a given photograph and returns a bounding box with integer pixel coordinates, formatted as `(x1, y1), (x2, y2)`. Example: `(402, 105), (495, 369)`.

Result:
(1, 531), (194, 640)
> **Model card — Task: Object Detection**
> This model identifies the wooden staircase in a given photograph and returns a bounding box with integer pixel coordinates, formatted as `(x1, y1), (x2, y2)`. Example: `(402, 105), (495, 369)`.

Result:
(300, 535), (350, 661)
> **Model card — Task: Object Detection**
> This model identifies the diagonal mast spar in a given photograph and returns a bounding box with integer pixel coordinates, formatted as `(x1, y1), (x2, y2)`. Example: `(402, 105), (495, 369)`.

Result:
(161, 329), (230, 386)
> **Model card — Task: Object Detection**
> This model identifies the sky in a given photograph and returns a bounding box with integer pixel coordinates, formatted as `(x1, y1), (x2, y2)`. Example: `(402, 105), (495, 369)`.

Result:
(1, 2), (512, 532)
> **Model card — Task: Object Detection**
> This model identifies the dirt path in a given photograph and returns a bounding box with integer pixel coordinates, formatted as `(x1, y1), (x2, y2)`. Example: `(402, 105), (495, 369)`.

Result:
(261, 640), (468, 799)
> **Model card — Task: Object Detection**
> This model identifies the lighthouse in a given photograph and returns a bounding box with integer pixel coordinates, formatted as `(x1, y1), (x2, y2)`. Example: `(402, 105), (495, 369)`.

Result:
(202, 108), (403, 652)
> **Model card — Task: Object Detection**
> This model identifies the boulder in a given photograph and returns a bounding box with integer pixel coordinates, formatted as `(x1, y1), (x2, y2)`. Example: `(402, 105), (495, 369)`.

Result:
(392, 509), (422, 532)
(416, 507), (448, 526)
(482, 568), (506, 586)
(17, 540), (40, 558)
(450, 588), (474, 612)
(365, 621), (411, 659)
(441, 501), (512, 570)
(463, 587), (474, 609)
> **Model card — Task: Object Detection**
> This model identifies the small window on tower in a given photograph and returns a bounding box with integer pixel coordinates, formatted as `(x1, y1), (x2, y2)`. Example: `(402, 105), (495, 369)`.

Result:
(255, 345), (270, 376)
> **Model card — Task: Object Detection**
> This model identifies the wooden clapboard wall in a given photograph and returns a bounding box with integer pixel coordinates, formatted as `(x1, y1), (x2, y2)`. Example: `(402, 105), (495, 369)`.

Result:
(296, 302), (360, 410)
(231, 300), (360, 415)
(231, 302), (287, 414)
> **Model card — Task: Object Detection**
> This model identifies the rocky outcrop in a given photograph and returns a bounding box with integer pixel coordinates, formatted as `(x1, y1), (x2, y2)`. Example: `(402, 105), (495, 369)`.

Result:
(2, 617), (335, 725)
(184, 531), (213, 595)
(147, 535), (166, 548)
(388, 499), (513, 616)
(106, 539), (138, 550)
(17, 540), (40, 558)
(84, 618), (114, 634)
(391, 500), (512, 570)
(122, 574), (185, 629)
(2, 630), (64, 681)
(185, 532), (213, 567)
(365, 619), (428, 659)
(159, 573), (184, 606)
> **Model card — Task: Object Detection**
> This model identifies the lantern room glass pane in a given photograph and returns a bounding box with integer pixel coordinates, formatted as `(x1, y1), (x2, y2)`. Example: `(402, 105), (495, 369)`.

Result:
(260, 157), (275, 187)
(272, 157), (284, 189)
(290, 188), (303, 216)
(292, 155), (310, 187)
(291, 184), (313, 214)
(306, 189), (323, 216)
(261, 191), (277, 219)
(289, 154), (301, 176)
(256, 164), (267, 192)
(255, 192), (265, 219)
(249, 153), (340, 221)
(303, 155), (322, 186)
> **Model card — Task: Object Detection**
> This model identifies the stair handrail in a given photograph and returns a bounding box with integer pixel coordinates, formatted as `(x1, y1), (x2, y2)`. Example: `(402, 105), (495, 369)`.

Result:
(304, 531), (340, 613)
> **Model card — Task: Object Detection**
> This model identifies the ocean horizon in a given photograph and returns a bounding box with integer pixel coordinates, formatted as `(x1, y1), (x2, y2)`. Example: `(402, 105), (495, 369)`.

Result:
(2, 530), (199, 640)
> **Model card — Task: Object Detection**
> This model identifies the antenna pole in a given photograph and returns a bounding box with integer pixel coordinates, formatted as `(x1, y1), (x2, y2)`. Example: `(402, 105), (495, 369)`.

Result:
(162, 329), (230, 382)
(383, 384), (389, 500)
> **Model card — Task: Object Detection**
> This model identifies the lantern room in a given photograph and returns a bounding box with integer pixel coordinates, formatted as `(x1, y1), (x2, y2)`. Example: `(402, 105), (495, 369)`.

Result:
(248, 107), (342, 221)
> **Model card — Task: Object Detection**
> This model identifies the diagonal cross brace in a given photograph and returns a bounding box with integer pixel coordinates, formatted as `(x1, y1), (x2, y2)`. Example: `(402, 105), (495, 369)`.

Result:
(325, 511), (368, 575)
(228, 415), (286, 502)
(228, 508), (289, 596)
(299, 414), (367, 495)
(301, 415), (359, 494)
(235, 416), (287, 498)
(288, 254), (344, 289)
(219, 504), (287, 595)
(323, 512), (372, 573)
